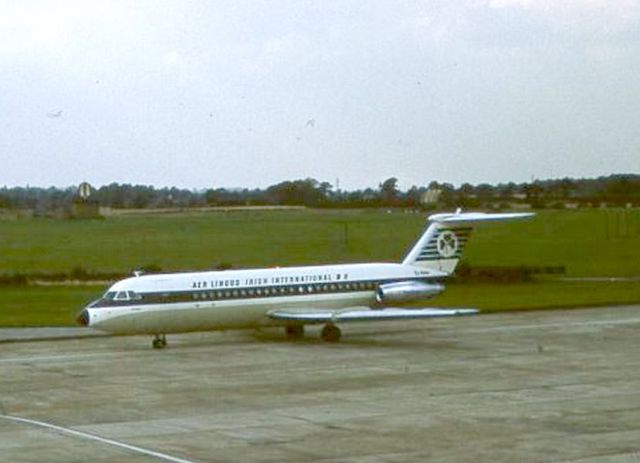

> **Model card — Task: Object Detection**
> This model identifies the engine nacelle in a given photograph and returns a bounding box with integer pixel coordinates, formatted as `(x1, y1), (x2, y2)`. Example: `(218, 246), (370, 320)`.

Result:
(376, 281), (444, 304)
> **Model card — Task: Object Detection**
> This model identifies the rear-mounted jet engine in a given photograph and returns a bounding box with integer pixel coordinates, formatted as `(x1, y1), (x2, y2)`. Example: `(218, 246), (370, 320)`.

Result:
(376, 281), (444, 304)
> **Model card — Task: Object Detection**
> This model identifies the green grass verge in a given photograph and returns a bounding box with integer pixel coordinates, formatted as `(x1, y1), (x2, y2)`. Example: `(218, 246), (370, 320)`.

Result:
(428, 279), (640, 312)
(1, 208), (639, 277)
(464, 209), (640, 277)
(0, 286), (102, 327)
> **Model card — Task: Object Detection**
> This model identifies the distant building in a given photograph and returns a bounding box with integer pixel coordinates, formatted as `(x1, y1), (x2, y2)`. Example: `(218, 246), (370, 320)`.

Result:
(420, 188), (442, 205)
(71, 182), (102, 218)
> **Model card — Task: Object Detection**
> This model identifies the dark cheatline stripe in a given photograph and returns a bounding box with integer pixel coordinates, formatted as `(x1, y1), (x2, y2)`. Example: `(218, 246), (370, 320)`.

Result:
(416, 255), (462, 261)
(89, 276), (445, 308)
(417, 255), (463, 261)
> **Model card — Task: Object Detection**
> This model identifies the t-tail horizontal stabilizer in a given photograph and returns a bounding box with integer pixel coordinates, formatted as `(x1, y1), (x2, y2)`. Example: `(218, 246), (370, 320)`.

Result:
(428, 211), (535, 224)
(403, 209), (534, 275)
(268, 307), (478, 324)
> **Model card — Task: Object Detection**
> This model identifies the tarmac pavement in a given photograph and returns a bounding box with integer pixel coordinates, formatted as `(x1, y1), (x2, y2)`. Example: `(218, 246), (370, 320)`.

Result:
(1, 305), (639, 462)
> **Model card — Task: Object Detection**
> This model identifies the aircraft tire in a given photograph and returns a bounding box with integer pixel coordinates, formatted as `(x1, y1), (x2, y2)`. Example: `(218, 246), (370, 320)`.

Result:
(152, 335), (167, 349)
(321, 324), (341, 342)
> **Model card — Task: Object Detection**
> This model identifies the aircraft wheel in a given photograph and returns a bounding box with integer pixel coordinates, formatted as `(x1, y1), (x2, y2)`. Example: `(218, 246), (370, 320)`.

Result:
(152, 335), (167, 349)
(321, 324), (341, 342)
(285, 325), (304, 340)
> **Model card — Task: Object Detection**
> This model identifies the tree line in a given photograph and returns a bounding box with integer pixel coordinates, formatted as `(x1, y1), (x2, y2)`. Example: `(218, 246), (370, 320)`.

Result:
(0, 174), (639, 212)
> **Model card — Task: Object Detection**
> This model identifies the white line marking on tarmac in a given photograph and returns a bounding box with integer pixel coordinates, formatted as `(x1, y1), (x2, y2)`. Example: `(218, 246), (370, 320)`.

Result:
(0, 414), (198, 463)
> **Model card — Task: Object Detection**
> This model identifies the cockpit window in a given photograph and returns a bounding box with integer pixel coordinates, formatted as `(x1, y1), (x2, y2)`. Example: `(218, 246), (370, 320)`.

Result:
(104, 291), (116, 300)
(128, 291), (142, 300)
(114, 291), (129, 301)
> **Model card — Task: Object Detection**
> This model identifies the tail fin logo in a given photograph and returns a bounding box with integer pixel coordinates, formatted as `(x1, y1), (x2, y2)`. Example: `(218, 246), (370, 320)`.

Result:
(436, 230), (459, 258)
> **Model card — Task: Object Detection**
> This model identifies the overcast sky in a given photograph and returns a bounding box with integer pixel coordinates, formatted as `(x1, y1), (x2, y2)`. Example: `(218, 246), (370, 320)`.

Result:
(1, 0), (639, 190)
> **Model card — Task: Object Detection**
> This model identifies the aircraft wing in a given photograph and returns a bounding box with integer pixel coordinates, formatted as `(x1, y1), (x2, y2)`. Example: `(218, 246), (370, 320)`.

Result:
(267, 307), (478, 324)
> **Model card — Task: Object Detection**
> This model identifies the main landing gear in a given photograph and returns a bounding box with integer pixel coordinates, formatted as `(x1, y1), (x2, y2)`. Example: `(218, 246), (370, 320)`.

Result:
(285, 325), (305, 340)
(152, 334), (167, 349)
(284, 324), (342, 342)
(321, 324), (341, 342)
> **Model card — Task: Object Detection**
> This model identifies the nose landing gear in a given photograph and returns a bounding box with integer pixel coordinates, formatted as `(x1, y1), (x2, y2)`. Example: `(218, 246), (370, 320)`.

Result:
(152, 334), (167, 349)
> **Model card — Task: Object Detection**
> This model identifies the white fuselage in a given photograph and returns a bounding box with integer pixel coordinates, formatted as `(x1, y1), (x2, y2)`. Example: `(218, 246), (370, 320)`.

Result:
(81, 262), (440, 334)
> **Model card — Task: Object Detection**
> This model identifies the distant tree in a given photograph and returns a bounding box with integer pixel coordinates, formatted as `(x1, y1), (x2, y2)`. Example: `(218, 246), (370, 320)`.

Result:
(405, 185), (424, 208)
(459, 183), (474, 197)
(379, 177), (398, 206)
(318, 181), (333, 203)
(456, 183), (477, 207)
(529, 183), (545, 199)
(438, 183), (456, 207)
(496, 182), (517, 198)
(558, 178), (576, 198)
(266, 178), (324, 205)
(475, 183), (494, 202)
(0, 193), (10, 208)
(1, 174), (638, 211)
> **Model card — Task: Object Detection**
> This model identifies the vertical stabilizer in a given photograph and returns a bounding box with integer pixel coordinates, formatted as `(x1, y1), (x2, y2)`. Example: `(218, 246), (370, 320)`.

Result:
(402, 210), (534, 275)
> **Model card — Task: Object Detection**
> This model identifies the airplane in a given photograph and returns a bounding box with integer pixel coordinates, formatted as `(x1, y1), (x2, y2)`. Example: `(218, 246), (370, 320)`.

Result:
(76, 210), (534, 348)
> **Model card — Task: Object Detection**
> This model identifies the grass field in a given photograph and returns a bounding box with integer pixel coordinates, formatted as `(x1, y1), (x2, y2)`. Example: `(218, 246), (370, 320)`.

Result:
(2, 208), (640, 276)
(1, 208), (639, 326)
(430, 279), (640, 313)
(0, 286), (102, 327)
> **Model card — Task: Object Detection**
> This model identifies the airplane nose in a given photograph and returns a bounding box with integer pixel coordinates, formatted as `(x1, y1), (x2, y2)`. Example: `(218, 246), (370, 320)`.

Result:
(76, 309), (89, 327)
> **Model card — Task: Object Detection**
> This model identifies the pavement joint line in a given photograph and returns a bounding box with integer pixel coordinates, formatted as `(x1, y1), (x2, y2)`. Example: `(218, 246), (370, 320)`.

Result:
(0, 414), (198, 463)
